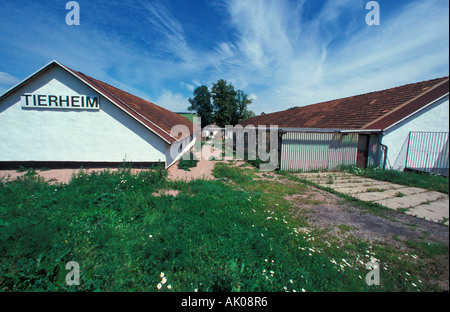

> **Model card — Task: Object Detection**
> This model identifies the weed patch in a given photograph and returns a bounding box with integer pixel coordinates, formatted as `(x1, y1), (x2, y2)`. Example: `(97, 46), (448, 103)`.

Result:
(178, 152), (199, 171)
(0, 164), (447, 292)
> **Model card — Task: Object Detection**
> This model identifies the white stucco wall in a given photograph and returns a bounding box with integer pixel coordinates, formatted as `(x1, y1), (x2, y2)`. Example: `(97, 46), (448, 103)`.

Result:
(165, 132), (199, 168)
(382, 95), (449, 169)
(0, 66), (169, 164)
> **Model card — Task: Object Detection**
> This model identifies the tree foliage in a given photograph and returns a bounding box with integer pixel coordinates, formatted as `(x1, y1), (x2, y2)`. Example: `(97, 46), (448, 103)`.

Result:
(188, 85), (214, 128)
(187, 79), (253, 127)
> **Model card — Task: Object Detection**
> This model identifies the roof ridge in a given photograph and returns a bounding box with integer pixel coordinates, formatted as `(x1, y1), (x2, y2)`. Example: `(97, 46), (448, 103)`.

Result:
(241, 76), (449, 130)
(288, 76), (450, 112)
(362, 77), (449, 129)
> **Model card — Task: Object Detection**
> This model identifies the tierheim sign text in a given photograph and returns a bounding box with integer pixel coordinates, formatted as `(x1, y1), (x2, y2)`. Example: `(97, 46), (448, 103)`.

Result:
(21, 94), (100, 110)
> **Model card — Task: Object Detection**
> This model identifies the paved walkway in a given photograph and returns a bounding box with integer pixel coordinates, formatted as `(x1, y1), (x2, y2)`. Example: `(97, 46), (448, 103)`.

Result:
(295, 172), (449, 226)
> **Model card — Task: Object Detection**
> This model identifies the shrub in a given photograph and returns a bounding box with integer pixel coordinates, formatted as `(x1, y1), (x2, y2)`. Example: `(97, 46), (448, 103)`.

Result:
(178, 152), (199, 171)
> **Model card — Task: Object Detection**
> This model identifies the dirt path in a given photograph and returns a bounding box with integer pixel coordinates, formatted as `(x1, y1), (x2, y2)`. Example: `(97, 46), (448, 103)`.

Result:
(288, 185), (449, 245)
(167, 145), (218, 181)
(167, 143), (245, 181)
(249, 170), (449, 245)
(295, 172), (449, 226)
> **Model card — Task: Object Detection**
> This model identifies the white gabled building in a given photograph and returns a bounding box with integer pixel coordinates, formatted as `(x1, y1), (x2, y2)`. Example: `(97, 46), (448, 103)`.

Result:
(0, 61), (197, 169)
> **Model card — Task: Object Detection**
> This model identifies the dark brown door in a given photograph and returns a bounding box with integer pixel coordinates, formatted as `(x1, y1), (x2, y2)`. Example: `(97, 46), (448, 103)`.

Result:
(356, 134), (370, 168)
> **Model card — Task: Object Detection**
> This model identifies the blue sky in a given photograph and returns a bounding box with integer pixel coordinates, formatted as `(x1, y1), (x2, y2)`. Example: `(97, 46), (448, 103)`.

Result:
(0, 0), (448, 114)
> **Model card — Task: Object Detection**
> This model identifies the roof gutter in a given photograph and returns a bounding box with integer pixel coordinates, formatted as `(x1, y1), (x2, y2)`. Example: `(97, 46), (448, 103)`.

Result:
(378, 133), (388, 170)
(339, 129), (382, 134)
(278, 128), (382, 134)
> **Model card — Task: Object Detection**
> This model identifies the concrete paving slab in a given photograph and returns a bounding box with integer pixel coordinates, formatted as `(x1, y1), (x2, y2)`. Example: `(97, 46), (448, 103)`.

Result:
(374, 191), (447, 210)
(333, 186), (387, 195)
(316, 180), (396, 188)
(353, 187), (428, 202)
(406, 197), (449, 225)
(296, 172), (449, 225)
(307, 176), (382, 183)
(331, 182), (408, 195)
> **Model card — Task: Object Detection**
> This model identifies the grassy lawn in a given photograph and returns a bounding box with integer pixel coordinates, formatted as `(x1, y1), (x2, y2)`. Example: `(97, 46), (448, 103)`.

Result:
(0, 164), (448, 292)
(178, 113), (198, 123)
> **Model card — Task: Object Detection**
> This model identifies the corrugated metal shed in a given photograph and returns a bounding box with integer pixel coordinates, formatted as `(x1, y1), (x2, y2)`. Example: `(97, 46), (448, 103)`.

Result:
(280, 131), (359, 172)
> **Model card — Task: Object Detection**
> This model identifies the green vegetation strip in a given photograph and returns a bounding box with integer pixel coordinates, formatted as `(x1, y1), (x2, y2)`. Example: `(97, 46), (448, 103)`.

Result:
(0, 165), (447, 291)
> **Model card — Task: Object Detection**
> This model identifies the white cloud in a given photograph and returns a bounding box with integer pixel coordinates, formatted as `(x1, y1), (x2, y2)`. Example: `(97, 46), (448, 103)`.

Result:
(0, 71), (19, 85)
(140, 0), (192, 62)
(0, 0), (447, 116)
(155, 89), (190, 112)
(220, 0), (449, 114)
(0, 72), (20, 95)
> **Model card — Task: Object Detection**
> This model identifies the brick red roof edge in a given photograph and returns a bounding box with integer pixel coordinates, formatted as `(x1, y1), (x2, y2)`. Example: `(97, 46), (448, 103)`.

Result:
(365, 78), (449, 130)
(242, 77), (449, 131)
(61, 63), (193, 144)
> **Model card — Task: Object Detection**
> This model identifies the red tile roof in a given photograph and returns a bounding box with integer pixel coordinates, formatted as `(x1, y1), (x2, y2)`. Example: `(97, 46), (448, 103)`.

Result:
(61, 64), (193, 144)
(242, 77), (449, 131)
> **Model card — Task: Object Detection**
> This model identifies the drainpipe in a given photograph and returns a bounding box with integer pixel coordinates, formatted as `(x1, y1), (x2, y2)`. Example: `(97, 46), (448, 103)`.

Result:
(378, 133), (388, 170)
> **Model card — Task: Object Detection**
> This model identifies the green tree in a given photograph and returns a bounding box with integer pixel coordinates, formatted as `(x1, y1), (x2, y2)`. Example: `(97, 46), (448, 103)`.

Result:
(188, 85), (214, 128)
(235, 90), (254, 123)
(188, 79), (253, 127)
(211, 79), (237, 127)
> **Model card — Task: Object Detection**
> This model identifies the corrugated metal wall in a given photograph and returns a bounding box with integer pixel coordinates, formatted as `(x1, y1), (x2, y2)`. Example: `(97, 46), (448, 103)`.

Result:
(280, 132), (359, 172)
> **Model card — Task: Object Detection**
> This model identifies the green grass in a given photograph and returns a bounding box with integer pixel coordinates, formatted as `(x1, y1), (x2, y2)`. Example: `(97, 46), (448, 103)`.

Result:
(178, 113), (198, 123)
(0, 164), (447, 292)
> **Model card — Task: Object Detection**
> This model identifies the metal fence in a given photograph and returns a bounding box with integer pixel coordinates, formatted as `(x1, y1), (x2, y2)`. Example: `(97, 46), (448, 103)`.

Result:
(397, 131), (449, 177)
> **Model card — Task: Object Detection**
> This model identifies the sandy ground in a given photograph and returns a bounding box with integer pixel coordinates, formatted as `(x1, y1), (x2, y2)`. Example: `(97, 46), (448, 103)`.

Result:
(0, 144), (238, 184)
(169, 145), (232, 181)
(0, 160), (220, 184)
(0, 168), (151, 184)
